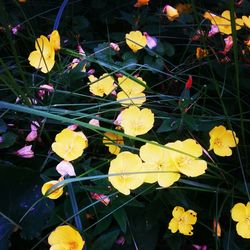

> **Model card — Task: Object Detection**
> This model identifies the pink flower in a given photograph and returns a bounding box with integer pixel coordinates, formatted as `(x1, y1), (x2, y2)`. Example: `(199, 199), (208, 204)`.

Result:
(12, 24), (21, 35)
(90, 192), (110, 206)
(87, 69), (95, 75)
(38, 84), (54, 100)
(16, 145), (34, 158)
(56, 160), (76, 176)
(192, 245), (207, 250)
(208, 24), (219, 37)
(143, 32), (157, 49)
(67, 124), (78, 130)
(116, 235), (125, 246)
(25, 121), (39, 142)
(110, 42), (120, 51)
(0, 136), (4, 143)
(220, 35), (233, 55)
(89, 116), (100, 127)
(114, 112), (122, 126)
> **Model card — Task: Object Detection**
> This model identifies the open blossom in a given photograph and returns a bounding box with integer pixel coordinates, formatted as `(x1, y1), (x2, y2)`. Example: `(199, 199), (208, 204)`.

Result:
(139, 142), (180, 187)
(221, 35), (233, 55)
(125, 31), (147, 53)
(88, 73), (115, 97)
(134, 0), (149, 8)
(168, 206), (197, 236)
(121, 106), (154, 136)
(28, 31), (60, 73)
(208, 125), (239, 156)
(52, 128), (88, 161)
(165, 139), (207, 177)
(208, 24), (220, 37)
(56, 160), (76, 176)
(25, 121), (40, 142)
(41, 179), (64, 199)
(16, 145), (34, 158)
(231, 201), (250, 239)
(48, 225), (85, 250)
(108, 151), (144, 195)
(103, 132), (124, 155)
(163, 5), (179, 21)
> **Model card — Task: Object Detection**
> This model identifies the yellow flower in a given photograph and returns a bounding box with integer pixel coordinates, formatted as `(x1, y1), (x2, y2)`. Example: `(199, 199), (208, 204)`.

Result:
(116, 75), (147, 106)
(108, 151), (144, 195)
(41, 180), (63, 199)
(121, 106), (154, 136)
(103, 132), (124, 155)
(117, 91), (146, 107)
(196, 47), (208, 59)
(88, 73), (115, 97)
(52, 128), (88, 161)
(125, 31), (147, 53)
(166, 139), (207, 177)
(242, 15), (250, 29)
(139, 142), (180, 187)
(50, 30), (61, 51)
(28, 35), (55, 73)
(168, 206), (197, 236)
(208, 125), (239, 156)
(231, 202), (250, 239)
(118, 75), (146, 94)
(48, 225), (85, 250)
(134, 0), (150, 8)
(210, 10), (243, 35)
(163, 5), (179, 21)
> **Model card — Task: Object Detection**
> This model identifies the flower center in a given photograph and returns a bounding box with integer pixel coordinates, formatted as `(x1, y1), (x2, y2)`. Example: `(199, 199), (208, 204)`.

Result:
(214, 138), (222, 146)
(69, 241), (78, 250)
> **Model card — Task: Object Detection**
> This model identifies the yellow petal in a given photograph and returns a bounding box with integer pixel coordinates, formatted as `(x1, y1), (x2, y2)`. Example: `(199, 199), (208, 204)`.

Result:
(209, 125), (226, 139)
(172, 206), (185, 219)
(116, 91), (146, 107)
(178, 159), (207, 177)
(41, 181), (63, 199)
(50, 30), (61, 51)
(242, 16), (250, 29)
(213, 144), (232, 157)
(142, 162), (158, 183)
(222, 130), (239, 147)
(168, 218), (179, 233)
(185, 210), (197, 225)
(125, 31), (147, 53)
(178, 223), (194, 236)
(236, 221), (250, 239)
(118, 76), (146, 94)
(140, 142), (167, 163)
(231, 203), (247, 222)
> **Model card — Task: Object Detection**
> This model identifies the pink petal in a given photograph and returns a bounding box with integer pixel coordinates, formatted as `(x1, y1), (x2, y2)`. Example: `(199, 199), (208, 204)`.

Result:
(16, 145), (34, 158)
(56, 160), (76, 176)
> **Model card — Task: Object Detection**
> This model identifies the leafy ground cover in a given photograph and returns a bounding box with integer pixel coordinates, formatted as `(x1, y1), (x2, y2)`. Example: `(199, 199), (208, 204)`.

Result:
(0, 0), (250, 249)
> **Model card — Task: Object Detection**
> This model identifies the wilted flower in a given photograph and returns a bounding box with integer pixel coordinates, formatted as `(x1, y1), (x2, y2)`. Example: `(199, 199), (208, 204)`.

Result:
(90, 192), (110, 206)
(121, 106), (154, 136)
(88, 73), (115, 97)
(139, 142), (180, 187)
(165, 139), (207, 177)
(116, 235), (125, 245)
(196, 47), (208, 59)
(231, 201), (250, 239)
(103, 132), (124, 155)
(175, 3), (192, 14)
(56, 160), (76, 176)
(41, 180), (64, 199)
(16, 145), (34, 158)
(193, 244), (207, 250)
(213, 218), (221, 237)
(134, 0), (150, 8)
(208, 24), (220, 37)
(11, 24), (21, 35)
(52, 128), (88, 161)
(48, 225), (85, 250)
(125, 31), (147, 53)
(108, 151), (144, 195)
(208, 125), (239, 156)
(163, 5), (179, 21)
(168, 206), (197, 236)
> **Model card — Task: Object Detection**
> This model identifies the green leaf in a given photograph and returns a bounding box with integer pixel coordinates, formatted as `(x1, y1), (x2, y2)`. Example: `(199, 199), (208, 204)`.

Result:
(157, 118), (180, 133)
(92, 229), (120, 250)
(113, 208), (127, 233)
